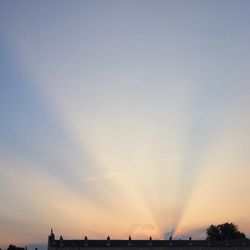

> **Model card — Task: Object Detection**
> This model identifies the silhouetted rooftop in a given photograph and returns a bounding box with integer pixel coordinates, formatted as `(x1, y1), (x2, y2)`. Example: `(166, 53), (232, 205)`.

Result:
(49, 239), (250, 248)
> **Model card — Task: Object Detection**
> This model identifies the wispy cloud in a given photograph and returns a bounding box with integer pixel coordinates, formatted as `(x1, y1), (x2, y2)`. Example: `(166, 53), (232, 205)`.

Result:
(81, 172), (123, 182)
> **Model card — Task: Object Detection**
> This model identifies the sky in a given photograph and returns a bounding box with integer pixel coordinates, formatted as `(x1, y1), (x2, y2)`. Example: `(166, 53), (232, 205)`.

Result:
(1, 0), (250, 248)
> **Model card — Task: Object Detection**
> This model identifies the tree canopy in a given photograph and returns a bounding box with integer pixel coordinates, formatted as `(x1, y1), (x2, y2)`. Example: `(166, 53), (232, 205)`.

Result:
(206, 222), (246, 240)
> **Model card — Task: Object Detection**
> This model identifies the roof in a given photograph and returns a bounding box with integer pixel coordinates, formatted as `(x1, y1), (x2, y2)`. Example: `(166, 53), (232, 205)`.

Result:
(49, 239), (250, 248)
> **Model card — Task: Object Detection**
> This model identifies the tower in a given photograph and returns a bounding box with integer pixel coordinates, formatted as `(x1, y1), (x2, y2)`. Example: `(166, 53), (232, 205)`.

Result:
(48, 229), (55, 250)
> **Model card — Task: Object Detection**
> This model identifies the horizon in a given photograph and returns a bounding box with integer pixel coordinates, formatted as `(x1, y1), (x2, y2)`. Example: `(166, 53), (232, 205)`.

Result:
(4, 229), (250, 250)
(1, 0), (250, 249)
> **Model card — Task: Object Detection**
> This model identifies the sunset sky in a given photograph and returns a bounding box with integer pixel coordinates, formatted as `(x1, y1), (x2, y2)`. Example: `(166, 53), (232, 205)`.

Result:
(1, 0), (250, 248)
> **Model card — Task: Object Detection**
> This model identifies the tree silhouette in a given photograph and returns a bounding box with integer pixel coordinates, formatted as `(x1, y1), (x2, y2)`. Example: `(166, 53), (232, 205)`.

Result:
(7, 245), (25, 250)
(7, 245), (16, 250)
(206, 223), (246, 240)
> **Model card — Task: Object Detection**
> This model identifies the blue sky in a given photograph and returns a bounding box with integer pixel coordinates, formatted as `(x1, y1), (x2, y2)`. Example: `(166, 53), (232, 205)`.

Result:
(1, 0), (250, 247)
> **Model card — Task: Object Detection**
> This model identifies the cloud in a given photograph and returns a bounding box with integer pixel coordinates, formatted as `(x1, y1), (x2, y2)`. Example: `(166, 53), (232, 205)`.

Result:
(81, 172), (123, 182)
(129, 224), (162, 239)
(175, 226), (207, 240)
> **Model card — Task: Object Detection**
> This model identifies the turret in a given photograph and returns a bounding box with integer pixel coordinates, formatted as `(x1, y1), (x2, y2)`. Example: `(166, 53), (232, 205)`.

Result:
(48, 229), (55, 250)
(106, 236), (110, 246)
(84, 236), (88, 247)
(60, 236), (64, 246)
(148, 236), (152, 246)
(128, 236), (132, 246)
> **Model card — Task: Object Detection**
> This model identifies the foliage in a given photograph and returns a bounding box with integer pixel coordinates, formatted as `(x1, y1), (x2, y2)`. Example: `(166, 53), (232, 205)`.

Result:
(206, 222), (246, 240)
(7, 245), (16, 250)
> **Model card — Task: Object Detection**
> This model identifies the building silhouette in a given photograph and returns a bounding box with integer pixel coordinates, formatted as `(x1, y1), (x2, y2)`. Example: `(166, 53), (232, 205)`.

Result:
(48, 230), (250, 250)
